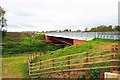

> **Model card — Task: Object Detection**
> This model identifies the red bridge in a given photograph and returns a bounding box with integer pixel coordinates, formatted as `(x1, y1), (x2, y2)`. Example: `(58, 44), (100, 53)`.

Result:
(45, 32), (95, 45)
(45, 32), (119, 45)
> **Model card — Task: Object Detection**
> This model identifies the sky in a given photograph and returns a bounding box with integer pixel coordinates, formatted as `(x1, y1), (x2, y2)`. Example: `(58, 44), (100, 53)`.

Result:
(0, 0), (119, 32)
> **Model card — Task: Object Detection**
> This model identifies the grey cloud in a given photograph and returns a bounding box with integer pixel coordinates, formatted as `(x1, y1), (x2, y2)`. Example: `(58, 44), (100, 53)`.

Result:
(7, 24), (23, 28)
(0, 0), (119, 32)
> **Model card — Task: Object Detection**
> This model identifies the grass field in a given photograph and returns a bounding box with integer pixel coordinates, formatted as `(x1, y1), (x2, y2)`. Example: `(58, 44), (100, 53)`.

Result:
(2, 54), (29, 78)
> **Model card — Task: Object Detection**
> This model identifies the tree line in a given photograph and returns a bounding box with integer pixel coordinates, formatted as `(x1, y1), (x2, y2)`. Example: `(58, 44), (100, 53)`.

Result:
(45, 25), (120, 33)
(88, 25), (120, 32)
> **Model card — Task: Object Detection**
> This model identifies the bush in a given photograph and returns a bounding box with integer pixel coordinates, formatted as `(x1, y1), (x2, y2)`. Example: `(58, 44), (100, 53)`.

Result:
(34, 34), (45, 40)
(20, 37), (33, 47)
(45, 43), (58, 51)
(34, 41), (46, 47)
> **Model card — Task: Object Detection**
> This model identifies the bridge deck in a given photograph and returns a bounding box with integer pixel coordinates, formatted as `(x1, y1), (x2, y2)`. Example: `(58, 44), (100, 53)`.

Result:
(45, 32), (120, 41)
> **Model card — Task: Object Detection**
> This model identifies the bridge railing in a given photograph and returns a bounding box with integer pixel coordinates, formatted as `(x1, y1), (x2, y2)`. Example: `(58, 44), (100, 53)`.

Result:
(45, 32), (120, 40)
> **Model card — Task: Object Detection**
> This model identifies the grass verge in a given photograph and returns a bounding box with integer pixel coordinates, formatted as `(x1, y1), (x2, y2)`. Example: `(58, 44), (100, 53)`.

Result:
(2, 54), (29, 78)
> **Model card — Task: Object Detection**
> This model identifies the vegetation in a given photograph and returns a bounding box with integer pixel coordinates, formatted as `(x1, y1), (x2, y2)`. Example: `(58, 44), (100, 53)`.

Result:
(2, 33), (58, 55)
(89, 25), (120, 32)
(31, 38), (119, 78)
(63, 29), (71, 32)
(44, 25), (120, 32)
(2, 54), (29, 78)
(78, 74), (86, 80)
(0, 6), (7, 40)
(32, 38), (119, 62)
(2, 37), (119, 78)
(0, 6), (7, 29)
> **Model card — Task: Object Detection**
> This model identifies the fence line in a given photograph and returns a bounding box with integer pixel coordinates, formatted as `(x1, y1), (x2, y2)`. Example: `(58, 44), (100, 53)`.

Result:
(28, 44), (119, 79)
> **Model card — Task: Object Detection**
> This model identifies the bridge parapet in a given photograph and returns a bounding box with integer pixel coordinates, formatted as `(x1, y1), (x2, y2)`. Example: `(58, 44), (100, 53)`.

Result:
(96, 32), (120, 40)
(45, 32), (120, 40)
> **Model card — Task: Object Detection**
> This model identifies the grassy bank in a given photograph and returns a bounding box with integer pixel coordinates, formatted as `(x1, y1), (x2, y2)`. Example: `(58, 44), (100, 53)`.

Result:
(31, 38), (119, 78)
(32, 38), (119, 62)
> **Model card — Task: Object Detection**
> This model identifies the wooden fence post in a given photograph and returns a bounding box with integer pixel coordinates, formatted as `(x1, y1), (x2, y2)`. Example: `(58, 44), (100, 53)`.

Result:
(28, 59), (31, 76)
(110, 44), (114, 72)
(31, 53), (34, 60)
(28, 53), (29, 62)
(110, 44), (119, 72)
(40, 59), (42, 69)
(67, 54), (70, 74)
(34, 53), (35, 59)
(99, 69), (105, 80)
(28, 53), (30, 61)
(85, 51), (89, 80)
(31, 53), (32, 61)
(52, 55), (54, 74)
(114, 44), (119, 72)
(39, 52), (41, 56)
(28, 53), (31, 77)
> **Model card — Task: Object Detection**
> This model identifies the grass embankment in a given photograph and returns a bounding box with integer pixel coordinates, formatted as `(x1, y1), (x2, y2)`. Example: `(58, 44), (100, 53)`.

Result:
(2, 54), (29, 78)
(31, 38), (119, 78)
(32, 38), (119, 63)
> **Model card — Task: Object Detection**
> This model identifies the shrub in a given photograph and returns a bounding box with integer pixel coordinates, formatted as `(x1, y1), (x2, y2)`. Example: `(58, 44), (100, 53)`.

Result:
(34, 34), (45, 40)
(34, 41), (46, 47)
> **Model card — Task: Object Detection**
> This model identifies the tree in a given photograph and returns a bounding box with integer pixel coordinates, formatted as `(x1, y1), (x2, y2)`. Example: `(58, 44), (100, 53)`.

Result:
(76, 29), (81, 32)
(85, 28), (88, 32)
(0, 7), (7, 40)
(113, 25), (120, 31)
(108, 25), (113, 31)
(0, 6), (7, 30)
(59, 30), (62, 32)
(69, 29), (71, 32)
(90, 27), (97, 32)
(63, 29), (69, 32)
(89, 25), (114, 32)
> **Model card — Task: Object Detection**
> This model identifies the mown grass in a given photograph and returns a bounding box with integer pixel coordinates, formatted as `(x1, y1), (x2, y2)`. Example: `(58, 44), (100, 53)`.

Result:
(2, 54), (29, 78)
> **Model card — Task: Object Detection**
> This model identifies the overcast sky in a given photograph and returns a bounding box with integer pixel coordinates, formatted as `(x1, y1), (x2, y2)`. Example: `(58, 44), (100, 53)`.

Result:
(0, 0), (119, 32)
